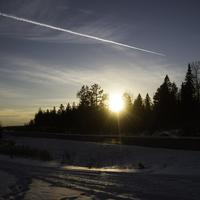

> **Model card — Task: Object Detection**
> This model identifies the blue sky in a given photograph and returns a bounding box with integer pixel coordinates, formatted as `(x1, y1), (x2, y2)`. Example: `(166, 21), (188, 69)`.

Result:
(0, 0), (200, 125)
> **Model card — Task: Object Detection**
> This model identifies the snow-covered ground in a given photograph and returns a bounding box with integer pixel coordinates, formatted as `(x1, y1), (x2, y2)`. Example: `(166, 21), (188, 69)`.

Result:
(0, 169), (16, 198)
(4, 134), (200, 175)
(1, 134), (200, 199)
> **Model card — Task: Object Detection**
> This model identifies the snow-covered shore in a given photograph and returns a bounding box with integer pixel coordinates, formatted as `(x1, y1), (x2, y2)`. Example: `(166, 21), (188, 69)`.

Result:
(3, 134), (200, 175)
(1, 135), (200, 199)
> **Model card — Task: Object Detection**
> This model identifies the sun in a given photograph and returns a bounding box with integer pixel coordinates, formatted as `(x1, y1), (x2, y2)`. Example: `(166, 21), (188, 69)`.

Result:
(108, 93), (124, 113)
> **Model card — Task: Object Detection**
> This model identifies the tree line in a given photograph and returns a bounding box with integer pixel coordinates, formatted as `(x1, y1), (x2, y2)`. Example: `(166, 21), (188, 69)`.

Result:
(29, 61), (200, 136)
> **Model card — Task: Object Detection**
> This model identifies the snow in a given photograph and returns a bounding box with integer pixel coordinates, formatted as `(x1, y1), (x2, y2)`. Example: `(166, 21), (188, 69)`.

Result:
(1, 134), (200, 199)
(0, 170), (16, 197)
(24, 179), (92, 200)
(4, 134), (200, 175)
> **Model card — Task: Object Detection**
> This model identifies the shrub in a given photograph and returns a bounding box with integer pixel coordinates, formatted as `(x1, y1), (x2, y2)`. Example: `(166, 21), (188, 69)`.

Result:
(0, 141), (52, 161)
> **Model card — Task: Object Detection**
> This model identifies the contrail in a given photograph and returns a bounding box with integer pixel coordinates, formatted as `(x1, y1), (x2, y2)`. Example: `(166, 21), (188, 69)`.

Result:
(0, 12), (165, 56)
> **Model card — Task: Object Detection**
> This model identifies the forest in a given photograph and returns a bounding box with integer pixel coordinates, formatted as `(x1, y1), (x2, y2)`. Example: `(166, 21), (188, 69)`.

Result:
(28, 62), (200, 136)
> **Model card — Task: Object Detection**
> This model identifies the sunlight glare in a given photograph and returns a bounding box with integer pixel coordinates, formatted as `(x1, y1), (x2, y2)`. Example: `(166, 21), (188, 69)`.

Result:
(108, 93), (124, 113)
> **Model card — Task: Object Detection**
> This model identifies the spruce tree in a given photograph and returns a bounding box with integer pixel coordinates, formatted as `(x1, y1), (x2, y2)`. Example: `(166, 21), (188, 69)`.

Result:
(153, 75), (178, 128)
(143, 93), (153, 132)
(144, 93), (152, 112)
(181, 64), (196, 121)
(132, 94), (144, 132)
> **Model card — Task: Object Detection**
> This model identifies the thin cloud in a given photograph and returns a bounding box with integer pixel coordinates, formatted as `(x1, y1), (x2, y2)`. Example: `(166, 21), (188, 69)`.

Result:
(0, 108), (35, 126)
(0, 12), (165, 56)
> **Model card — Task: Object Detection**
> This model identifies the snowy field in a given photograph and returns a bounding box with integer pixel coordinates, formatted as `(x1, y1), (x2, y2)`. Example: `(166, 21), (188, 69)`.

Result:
(0, 135), (200, 199)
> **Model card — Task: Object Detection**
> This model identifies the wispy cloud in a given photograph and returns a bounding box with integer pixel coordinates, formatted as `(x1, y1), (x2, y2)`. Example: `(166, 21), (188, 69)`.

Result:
(0, 58), (92, 86)
(0, 87), (28, 99)
(0, 1), (126, 45)
(0, 54), (177, 89)
(0, 0), (70, 39)
(0, 12), (165, 56)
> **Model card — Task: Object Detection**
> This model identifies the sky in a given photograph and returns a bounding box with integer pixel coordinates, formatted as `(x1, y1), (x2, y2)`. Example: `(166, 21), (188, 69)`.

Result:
(0, 0), (200, 126)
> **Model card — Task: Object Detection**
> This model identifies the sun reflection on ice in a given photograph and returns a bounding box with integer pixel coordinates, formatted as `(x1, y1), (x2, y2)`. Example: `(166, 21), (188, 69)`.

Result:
(62, 165), (138, 173)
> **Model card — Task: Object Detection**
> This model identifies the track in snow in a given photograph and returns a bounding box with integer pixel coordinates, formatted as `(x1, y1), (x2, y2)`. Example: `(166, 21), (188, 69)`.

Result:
(0, 159), (200, 200)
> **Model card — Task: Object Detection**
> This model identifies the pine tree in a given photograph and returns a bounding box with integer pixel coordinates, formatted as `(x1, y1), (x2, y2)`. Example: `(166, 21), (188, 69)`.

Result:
(77, 85), (90, 108)
(77, 84), (105, 108)
(90, 84), (104, 107)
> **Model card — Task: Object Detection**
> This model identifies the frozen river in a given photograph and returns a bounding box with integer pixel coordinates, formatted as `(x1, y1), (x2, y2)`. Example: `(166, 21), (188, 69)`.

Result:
(1, 135), (200, 199)
(0, 158), (200, 200)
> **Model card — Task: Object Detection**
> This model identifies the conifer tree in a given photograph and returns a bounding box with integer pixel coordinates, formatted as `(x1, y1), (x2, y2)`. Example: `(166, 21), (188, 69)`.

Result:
(123, 92), (132, 111)
(144, 93), (152, 112)
(191, 61), (200, 102)
(132, 94), (144, 132)
(153, 75), (178, 128)
(181, 64), (196, 121)
(143, 93), (153, 131)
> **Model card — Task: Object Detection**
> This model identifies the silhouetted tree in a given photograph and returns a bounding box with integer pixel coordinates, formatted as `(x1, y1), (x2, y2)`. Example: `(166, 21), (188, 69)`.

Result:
(144, 93), (152, 112)
(90, 84), (104, 107)
(133, 94), (144, 113)
(132, 94), (144, 132)
(58, 104), (65, 114)
(77, 85), (91, 108)
(119, 93), (133, 133)
(76, 84), (108, 132)
(34, 108), (44, 127)
(123, 92), (132, 111)
(0, 123), (2, 138)
(191, 61), (200, 102)
(181, 64), (196, 121)
(153, 75), (178, 128)
(77, 84), (105, 109)
(29, 64), (200, 136)
(143, 93), (153, 130)
(66, 103), (71, 112)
